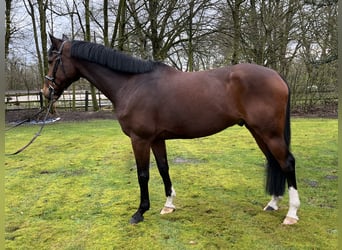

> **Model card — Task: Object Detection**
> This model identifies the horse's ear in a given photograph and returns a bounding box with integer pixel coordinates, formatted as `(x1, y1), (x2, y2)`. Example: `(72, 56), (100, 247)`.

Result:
(48, 33), (62, 48)
(62, 34), (69, 41)
(48, 33), (56, 42)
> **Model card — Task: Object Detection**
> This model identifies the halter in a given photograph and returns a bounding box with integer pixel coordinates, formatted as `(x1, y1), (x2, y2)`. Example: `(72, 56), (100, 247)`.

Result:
(45, 40), (68, 94)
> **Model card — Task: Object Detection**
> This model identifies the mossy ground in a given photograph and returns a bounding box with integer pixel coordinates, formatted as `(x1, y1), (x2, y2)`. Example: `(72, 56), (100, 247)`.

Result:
(5, 118), (337, 249)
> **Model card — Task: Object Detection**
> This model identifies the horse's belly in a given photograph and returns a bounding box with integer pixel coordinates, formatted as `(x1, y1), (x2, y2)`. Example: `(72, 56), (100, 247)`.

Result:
(158, 113), (238, 139)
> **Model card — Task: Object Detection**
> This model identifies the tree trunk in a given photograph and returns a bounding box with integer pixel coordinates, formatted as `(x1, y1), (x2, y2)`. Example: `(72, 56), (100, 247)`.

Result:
(227, 0), (245, 65)
(187, 0), (194, 71)
(117, 0), (126, 51)
(5, 0), (12, 59)
(103, 0), (109, 46)
(24, 0), (44, 85)
(110, 0), (125, 48)
(84, 0), (99, 111)
(38, 0), (48, 75)
(148, 0), (162, 60)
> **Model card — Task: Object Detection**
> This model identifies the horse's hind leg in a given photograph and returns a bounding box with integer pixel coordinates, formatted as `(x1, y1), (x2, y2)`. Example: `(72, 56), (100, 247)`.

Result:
(282, 152), (300, 225)
(246, 127), (284, 211)
(263, 136), (300, 224)
(247, 126), (300, 224)
(151, 139), (176, 215)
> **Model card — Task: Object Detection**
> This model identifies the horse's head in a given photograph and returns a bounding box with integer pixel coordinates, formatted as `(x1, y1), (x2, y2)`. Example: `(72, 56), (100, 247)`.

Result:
(43, 34), (80, 101)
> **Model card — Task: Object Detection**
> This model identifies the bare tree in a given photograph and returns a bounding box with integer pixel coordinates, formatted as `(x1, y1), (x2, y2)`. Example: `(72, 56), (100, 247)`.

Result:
(38, 0), (49, 75)
(225, 0), (246, 65)
(218, 1), (301, 73)
(127, 0), (217, 69)
(5, 0), (12, 59)
(294, 1), (337, 108)
(102, 0), (108, 46)
(72, 0), (99, 111)
(5, 0), (337, 113)
(23, 0), (47, 84)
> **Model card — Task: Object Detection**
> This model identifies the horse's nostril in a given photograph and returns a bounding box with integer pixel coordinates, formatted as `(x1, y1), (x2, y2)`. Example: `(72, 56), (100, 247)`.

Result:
(41, 87), (51, 100)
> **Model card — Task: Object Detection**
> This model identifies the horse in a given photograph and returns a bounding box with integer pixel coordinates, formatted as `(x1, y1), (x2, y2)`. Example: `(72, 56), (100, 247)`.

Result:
(42, 34), (300, 225)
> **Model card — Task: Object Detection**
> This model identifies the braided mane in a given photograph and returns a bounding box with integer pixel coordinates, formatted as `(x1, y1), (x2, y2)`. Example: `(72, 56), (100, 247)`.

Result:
(71, 40), (156, 74)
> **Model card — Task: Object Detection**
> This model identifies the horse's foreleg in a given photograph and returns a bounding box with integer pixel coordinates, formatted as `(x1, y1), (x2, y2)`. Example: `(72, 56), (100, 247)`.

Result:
(130, 138), (151, 224)
(151, 140), (176, 215)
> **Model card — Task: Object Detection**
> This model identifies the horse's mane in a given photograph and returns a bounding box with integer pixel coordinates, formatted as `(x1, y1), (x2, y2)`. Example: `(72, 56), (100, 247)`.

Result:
(70, 40), (156, 74)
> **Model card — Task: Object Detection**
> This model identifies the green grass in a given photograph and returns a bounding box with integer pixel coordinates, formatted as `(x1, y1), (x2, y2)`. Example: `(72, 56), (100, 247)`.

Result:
(5, 118), (337, 249)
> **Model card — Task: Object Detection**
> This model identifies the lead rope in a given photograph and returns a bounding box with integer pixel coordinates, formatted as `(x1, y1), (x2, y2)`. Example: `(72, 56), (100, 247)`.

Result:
(5, 91), (55, 156)
(5, 108), (46, 132)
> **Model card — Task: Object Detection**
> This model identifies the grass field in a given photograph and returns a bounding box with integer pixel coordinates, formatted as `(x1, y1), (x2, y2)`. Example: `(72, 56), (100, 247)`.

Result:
(5, 118), (338, 249)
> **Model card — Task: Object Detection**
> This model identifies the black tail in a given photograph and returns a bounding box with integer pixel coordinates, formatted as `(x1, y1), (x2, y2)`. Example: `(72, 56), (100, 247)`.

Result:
(265, 79), (292, 196)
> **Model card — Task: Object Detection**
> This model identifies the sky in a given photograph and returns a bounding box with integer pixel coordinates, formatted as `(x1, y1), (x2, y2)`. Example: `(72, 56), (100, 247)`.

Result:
(9, 0), (79, 64)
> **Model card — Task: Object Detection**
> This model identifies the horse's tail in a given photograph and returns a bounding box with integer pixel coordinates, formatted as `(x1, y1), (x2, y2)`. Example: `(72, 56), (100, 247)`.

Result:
(265, 77), (291, 196)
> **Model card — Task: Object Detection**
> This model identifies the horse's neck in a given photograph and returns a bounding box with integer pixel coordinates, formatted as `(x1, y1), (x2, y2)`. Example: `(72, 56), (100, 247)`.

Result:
(76, 61), (129, 105)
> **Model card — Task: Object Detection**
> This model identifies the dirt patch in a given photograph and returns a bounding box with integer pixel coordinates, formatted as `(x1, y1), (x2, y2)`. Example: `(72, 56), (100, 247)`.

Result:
(5, 109), (117, 123)
(291, 104), (338, 119)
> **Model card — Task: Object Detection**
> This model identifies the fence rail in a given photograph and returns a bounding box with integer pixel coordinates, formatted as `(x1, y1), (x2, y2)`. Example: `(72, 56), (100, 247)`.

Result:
(5, 89), (338, 113)
(5, 90), (112, 111)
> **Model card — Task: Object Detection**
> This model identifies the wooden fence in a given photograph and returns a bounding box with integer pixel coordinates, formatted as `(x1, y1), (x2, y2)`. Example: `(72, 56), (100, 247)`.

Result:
(5, 90), (112, 111)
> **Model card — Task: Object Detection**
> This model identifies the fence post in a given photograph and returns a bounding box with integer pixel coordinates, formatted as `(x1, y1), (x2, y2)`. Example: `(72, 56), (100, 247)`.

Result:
(98, 91), (101, 109)
(85, 90), (89, 111)
(39, 91), (44, 109)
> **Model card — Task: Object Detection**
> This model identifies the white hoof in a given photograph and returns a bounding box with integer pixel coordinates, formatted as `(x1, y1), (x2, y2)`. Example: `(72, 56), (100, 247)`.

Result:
(264, 196), (281, 211)
(282, 216), (298, 225)
(160, 206), (175, 215)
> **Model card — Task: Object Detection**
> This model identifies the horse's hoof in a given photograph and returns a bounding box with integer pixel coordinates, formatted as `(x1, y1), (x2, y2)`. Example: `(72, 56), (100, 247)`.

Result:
(264, 206), (276, 211)
(160, 206), (175, 215)
(282, 216), (298, 225)
(130, 213), (144, 224)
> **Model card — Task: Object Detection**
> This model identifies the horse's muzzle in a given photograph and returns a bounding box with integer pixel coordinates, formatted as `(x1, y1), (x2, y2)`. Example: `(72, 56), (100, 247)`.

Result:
(42, 85), (56, 101)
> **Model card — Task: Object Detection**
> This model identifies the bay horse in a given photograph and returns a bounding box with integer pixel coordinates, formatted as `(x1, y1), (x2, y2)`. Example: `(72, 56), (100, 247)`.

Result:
(43, 35), (300, 225)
